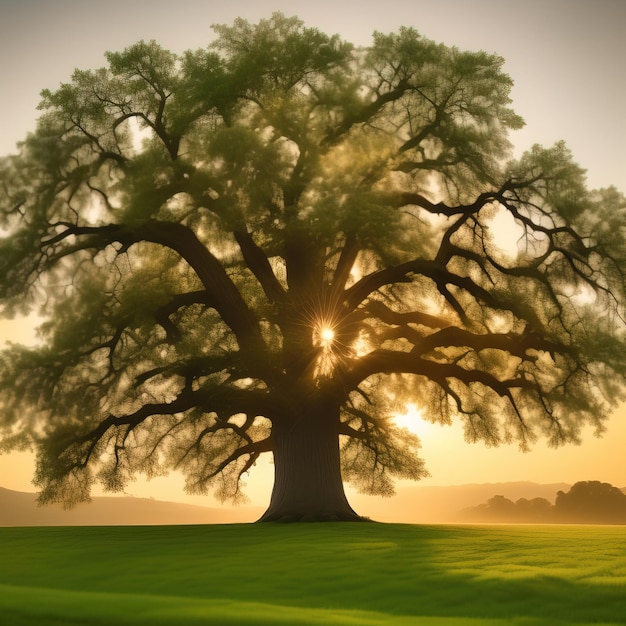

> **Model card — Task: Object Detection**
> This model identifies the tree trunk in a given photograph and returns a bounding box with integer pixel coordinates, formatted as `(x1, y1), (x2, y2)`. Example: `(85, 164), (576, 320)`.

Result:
(257, 399), (364, 522)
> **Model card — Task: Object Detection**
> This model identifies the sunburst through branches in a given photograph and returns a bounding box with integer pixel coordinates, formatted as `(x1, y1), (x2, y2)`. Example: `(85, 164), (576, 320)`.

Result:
(318, 326), (335, 347)
(312, 320), (339, 379)
(295, 291), (359, 382)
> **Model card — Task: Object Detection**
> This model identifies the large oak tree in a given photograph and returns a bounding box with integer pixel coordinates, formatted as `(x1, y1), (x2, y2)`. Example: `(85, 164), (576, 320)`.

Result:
(1, 14), (625, 521)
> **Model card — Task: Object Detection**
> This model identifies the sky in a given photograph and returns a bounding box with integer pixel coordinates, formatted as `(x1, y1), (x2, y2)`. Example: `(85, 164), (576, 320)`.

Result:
(0, 0), (625, 510)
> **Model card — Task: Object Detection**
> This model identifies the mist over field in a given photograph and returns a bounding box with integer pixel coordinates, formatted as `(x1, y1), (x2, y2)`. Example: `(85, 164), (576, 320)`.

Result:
(4, 480), (625, 526)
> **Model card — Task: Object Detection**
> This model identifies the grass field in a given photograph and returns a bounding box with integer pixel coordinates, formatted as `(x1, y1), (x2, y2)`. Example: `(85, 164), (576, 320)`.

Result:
(0, 523), (625, 625)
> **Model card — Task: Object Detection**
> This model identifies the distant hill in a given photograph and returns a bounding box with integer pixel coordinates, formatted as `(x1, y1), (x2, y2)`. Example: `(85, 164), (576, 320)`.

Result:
(0, 487), (263, 526)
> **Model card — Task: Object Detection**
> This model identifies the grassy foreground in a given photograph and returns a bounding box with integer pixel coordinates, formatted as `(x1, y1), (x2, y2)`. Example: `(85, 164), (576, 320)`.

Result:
(0, 523), (625, 625)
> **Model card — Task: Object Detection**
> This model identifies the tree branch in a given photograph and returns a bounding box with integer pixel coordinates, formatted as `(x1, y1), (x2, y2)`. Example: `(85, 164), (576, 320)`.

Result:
(349, 349), (539, 398)
(344, 258), (500, 316)
(363, 299), (451, 330)
(331, 232), (360, 296)
(321, 79), (411, 146)
(154, 290), (216, 343)
(413, 326), (572, 361)
(233, 229), (286, 304)
(42, 220), (266, 358)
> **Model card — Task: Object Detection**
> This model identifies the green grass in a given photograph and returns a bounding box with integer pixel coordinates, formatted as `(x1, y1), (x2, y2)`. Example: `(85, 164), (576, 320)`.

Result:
(0, 523), (624, 625)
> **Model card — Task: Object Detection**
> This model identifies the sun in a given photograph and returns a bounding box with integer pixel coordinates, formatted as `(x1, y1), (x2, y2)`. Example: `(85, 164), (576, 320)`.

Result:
(312, 323), (338, 380)
(394, 403), (443, 440)
(319, 327), (335, 346)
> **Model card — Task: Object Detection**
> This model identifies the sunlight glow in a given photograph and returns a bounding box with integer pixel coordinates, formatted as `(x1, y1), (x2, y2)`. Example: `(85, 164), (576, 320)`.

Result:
(394, 403), (423, 434)
(488, 207), (524, 258)
(312, 323), (338, 380)
(394, 403), (446, 441)
(319, 327), (335, 347)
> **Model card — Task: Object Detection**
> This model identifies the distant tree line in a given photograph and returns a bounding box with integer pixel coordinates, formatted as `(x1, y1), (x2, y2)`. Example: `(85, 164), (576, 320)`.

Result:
(461, 481), (626, 524)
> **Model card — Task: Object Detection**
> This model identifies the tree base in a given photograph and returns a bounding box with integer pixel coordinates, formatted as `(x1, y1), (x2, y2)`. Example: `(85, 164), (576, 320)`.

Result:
(256, 510), (371, 523)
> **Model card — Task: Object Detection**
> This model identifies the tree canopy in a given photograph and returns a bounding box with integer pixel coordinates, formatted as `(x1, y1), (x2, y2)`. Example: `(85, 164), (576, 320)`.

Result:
(1, 13), (625, 521)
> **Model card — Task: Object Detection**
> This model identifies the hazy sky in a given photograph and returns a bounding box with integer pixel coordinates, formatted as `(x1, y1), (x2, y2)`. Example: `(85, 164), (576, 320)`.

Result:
(1, 0), (625, 507)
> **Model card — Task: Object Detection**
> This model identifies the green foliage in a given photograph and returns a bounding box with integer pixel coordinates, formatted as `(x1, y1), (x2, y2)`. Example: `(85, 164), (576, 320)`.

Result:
(0, 12), (625, 511)
(366, 27), (524, 197)
(341, 383), (428, 496)
(211, 13), (353, 95)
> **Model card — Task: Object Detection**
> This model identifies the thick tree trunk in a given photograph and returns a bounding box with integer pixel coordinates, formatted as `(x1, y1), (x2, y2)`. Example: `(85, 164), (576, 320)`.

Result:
(257, 399), (364, 522)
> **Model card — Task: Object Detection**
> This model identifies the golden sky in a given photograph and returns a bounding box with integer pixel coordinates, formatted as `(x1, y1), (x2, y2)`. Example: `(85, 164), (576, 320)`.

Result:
(1, 0), (625, 506)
